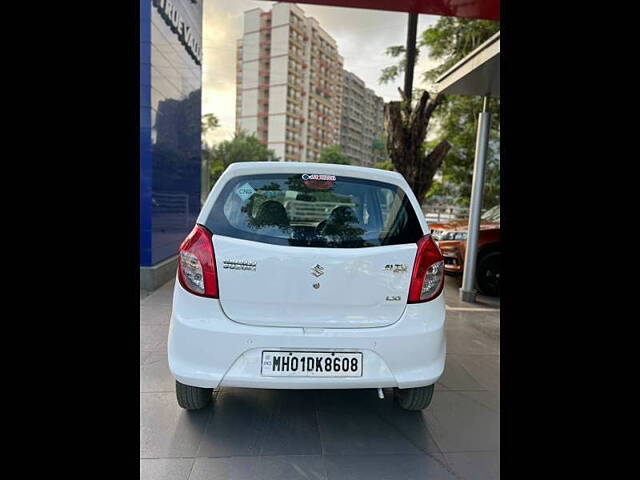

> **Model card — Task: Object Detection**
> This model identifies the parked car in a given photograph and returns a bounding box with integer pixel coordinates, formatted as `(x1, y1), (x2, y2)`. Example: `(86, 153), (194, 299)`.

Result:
(168, 162), (446, 411)
(430, 205), (500, 297)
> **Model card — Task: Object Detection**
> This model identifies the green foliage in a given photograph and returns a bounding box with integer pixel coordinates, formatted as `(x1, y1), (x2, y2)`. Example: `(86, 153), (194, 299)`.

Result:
(373, 160), (395, 171)
(207, 130), (279, 186)
(378, 45), (420, 86)
(318, 145), (350, 165)
(380, 17), (500, 208)
(421, 18), (500, 208)
(420, 18), (499, 86)
(428, 96), (500, 208)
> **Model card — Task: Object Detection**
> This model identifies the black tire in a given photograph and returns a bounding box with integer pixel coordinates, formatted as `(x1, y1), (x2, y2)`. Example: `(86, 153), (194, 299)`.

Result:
(476, 251), (501, 297)
(175, 380), (212, 410)
(394, 384), (435, 411)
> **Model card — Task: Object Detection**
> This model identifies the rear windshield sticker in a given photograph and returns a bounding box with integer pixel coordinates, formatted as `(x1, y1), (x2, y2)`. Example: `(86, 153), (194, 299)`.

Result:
(235, 182), (256, 201)
(301, 174), (336, 181)
(302, 173), (336, 190)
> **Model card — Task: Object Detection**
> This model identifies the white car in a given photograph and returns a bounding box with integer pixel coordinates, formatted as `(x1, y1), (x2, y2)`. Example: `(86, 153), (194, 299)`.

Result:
(168, 162), (446, 411)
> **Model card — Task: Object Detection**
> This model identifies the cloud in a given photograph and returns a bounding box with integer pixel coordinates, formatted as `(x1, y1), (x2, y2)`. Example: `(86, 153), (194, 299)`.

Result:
(202, 1), (441, 143)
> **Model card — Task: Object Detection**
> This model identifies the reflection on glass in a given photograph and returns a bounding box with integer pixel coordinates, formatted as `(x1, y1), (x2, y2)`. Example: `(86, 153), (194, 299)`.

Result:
(208, 174), (423, 248)
(148, 0), (203, 264)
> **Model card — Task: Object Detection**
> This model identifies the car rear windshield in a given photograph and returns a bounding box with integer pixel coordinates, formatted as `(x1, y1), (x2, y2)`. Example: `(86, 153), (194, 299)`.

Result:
(204, 173), (423, 248)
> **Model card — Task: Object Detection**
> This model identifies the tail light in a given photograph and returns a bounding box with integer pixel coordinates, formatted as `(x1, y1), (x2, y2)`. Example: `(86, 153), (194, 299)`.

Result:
(177, 225), (219, 298)
(408, 235), (445, 303)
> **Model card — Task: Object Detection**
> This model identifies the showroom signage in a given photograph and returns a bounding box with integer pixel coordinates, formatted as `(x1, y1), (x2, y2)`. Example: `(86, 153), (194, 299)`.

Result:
(153, 0), (202, 65)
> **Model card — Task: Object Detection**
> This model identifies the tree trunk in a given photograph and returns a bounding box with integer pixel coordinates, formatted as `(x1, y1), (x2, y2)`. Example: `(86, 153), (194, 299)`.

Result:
(384, 88), (451, 203)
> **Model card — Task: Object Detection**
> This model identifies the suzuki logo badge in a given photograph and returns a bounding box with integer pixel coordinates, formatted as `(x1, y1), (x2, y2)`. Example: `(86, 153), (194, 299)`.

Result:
(311, 264), (325, 277)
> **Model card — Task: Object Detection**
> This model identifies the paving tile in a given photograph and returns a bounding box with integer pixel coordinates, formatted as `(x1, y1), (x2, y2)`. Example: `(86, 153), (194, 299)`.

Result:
(475, 294), (500, 308)
(438, 355), (487, 391)
(443, 275), (499, 310)
(140, 324), (169, 351)
(140, 392), (211, 458)
(189, 456), (327, 480)
(444, 312), (470, 330)
(141, 279), (176, 306)
(466, 313), (500, 340)
(456, 355), (500, 392)
(140, 349), (174, 393)
(443, 276), (463, 306)
(445, 329), (500, 355)
(444, 451), (499, 480)
(197, 388), (322, 457)
(361, 392), (442, 455)
(423, 391), (500, 453)
(140, 350), (153, 366)
(324, 453), (459, 480)
(140, 303), (172, 325)
(445, 311), (499, 334)
(315, 389), (429, 455)
(458, 390), (500, 414)
(140, 458), (194, 480)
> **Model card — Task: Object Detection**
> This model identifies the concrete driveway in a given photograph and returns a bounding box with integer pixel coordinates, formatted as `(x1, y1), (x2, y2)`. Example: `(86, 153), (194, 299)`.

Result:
(140, 275), (500, 479)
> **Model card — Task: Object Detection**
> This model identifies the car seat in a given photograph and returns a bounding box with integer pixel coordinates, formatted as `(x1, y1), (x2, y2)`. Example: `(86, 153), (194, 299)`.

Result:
(253, 200), (290, 228)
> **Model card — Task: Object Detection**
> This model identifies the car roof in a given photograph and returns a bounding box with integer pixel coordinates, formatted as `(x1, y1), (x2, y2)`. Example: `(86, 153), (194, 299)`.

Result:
(224, 161), (405, 183)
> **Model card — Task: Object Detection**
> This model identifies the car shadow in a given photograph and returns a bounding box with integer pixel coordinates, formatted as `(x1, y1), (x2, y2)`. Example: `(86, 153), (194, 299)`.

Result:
(188, 387), (442, 459)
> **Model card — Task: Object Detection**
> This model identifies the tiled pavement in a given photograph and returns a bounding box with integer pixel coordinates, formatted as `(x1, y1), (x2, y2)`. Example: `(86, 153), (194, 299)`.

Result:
(140, 276), (500, 480)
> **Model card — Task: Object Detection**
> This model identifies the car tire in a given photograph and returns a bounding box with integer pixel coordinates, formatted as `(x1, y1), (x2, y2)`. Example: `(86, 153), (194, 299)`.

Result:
(476, 251), (501, 297)
(394, 384), (435, 411)
(175, 380), (212, 410)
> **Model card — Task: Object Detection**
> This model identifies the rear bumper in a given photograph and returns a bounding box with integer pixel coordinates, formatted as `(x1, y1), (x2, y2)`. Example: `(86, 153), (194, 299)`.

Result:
(168, 282), (446, 390)
(438, 242), (464, 274)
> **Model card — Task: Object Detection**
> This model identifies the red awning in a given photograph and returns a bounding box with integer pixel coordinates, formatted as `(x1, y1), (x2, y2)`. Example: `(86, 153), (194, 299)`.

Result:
(266, 0), (499, 21)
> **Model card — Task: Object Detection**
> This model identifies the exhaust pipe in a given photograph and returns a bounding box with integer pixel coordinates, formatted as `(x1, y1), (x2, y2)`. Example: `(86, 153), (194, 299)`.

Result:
(377, 388), (384, 399)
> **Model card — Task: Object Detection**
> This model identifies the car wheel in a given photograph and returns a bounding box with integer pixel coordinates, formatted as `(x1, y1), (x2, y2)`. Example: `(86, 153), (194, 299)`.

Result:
(476, 251), (500, 297)
(175, 380), (212, 410)
(394, 384), (435, 411)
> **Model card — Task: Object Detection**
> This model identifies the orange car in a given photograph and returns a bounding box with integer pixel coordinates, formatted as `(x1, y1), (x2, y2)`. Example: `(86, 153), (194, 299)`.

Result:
(430, 205), (500, 297)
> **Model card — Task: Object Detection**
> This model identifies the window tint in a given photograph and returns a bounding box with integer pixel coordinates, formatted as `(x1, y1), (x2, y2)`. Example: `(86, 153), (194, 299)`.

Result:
(205, 173), (423, 248)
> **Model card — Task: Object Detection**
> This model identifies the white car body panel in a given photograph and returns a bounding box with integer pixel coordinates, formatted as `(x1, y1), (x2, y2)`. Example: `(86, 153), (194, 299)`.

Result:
(214, 235), (417, 328)
(169, 162), (445, 390)
(169, 280), (446, 389)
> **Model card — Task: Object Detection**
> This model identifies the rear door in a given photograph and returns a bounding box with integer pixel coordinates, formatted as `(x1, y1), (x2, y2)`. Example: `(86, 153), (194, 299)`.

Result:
(205, 172), (424, 328)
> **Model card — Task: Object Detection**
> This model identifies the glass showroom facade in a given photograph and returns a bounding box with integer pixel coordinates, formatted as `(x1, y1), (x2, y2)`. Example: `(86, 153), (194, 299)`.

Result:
(140, 0), (203, 270)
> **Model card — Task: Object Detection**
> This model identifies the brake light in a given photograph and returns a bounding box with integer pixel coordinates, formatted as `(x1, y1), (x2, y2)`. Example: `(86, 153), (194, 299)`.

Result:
(177, 225), (219, 298)
(408, 235), (445, 303)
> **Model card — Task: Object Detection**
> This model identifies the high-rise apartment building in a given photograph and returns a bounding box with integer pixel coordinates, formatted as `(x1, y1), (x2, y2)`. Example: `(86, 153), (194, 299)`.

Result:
(236, 3), (343, 162)
(339, 70), (386, 168)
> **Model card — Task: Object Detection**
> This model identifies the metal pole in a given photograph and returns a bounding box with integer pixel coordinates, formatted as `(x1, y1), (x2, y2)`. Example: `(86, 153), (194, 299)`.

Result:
(460, 96), (491, 303)
(404, 12), (418, 99)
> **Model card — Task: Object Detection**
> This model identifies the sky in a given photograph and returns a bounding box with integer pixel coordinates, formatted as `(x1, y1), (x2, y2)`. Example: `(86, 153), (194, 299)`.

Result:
(202, 1), (440, 145)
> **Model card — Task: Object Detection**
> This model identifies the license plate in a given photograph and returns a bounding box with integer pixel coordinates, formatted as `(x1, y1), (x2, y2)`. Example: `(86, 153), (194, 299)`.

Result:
(261, 351), (363, 377)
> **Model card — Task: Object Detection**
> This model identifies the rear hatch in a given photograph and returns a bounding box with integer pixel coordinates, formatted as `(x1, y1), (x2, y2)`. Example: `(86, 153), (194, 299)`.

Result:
(205, 171), (425, 328)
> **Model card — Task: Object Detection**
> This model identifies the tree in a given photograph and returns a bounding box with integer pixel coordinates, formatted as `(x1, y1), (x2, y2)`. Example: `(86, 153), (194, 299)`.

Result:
(209, 130), (278, 185)
(379, 46), (420, 87)
(420, 18), (500, 209)
(380, 17), (500, 208)
(374, 160), (394, 171)
(318, 145), (350, 165)
(384, 88), (451, 202)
